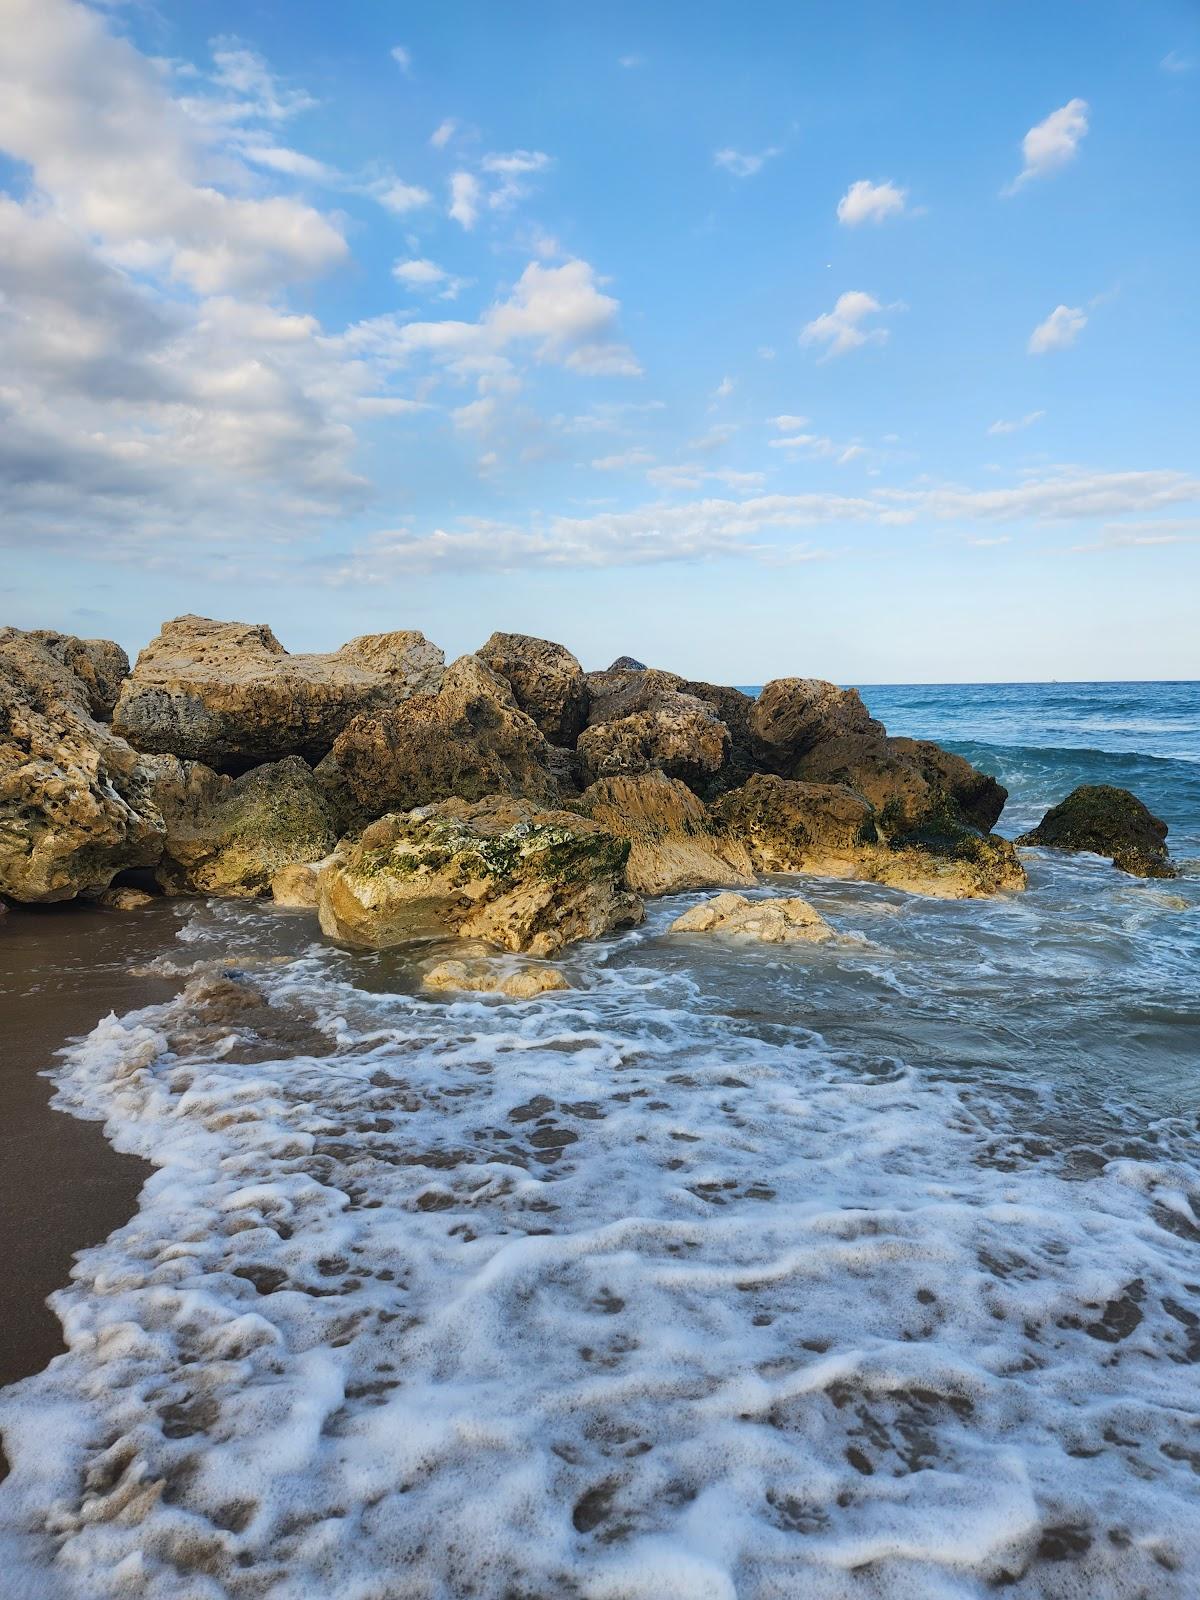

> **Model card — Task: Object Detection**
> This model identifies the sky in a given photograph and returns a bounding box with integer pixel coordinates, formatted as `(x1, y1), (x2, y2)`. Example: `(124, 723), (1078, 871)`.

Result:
(1, 0), (1198, 682)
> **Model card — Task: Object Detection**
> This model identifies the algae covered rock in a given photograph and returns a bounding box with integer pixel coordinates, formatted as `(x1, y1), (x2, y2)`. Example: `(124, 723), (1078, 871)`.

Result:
(150, 754), (340, 897)
(318, 796), (642, 955)
(1018, 785), (1176, 878)
(422, 958), (571, 999)
(669, 891), (833, 944)
(1, 628), (165, 902)
(327, 655), (559, 817)
(580, 770), (754, 895)
(113, 614), (444, 769)
(477, 632), (589, 745)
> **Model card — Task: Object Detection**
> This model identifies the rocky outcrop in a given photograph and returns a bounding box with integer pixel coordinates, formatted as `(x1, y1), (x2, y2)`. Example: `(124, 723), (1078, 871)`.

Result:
(327, 655), (558, 817)
(579, 771), (753, 895)
(715, 773), (1025, 900)
(318, 796), (642, 955)
(752, 678), (884, 768)
(1017, 785), (1176, 878)
(579, 669), (730, 790)
(669, 891), (833, 944)
(113, 615), (444, 770)
(150, 754), (340, 897)
(422, 958), (571, 999)
(795, 734), (1007, 835)
(477, 633), (589, 745)
(1, 629), (164, 902)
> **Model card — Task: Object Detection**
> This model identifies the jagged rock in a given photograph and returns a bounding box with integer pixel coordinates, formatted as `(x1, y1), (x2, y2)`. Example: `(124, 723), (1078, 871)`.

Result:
(0, 629), (165, 902)
(579, 669), (730, 790)
(715, 773), (1025, 900)
(422, 958), (571, 999)
(751, 678), (884, 768)
(608, 655), (647, 671)
(669, 891), (833, 944)
(477, 632), (589, 745)
(318, 796), (642, 955)
(0, 628), (129, 719)
(150, 754), (340, 897)
(795, 733), (1008, 835)
(579, 771), (754, 895)
(327, 655), (559, 817)
(1018, 785), (1176, 878)
(113, 614), (444, 770)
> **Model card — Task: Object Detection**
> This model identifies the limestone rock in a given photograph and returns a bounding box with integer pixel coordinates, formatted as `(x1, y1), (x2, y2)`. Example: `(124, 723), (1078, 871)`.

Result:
(97, 886), (156, 910)
(150, 754), (340, 897)
(752, 678), (884, 767)
(795, 733), (1008, 835)
(270, 859), (332, 908)
(318, 796), (642, 955)
(579, 669), (730, 791)
(0, 629), (129, 719)
(0, 629), (165, 902)
(580, 770), (754, 895)
(1018, 785), (1176, 878)
(477, 632), (589, 745)
(422, 959), (571, 999)
(669, 891), (833, 944)
(113, 614), (444, 769)
(328, 655), (559, 816)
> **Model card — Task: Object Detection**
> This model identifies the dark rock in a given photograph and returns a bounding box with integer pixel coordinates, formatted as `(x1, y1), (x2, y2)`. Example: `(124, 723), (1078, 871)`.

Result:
(1017, 785), (1175, 878)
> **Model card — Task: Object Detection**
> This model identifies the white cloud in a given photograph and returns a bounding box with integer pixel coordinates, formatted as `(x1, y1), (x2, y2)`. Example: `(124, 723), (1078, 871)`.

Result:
(988, 410), (1046, 435)
(1006, 99), (1089, 193)
(430, 118), (457, 148)
(449, 170), (482, 228)
(836, 179), (907, 226)
(1160, 51), (1193, 74)
(390, 45), (412, 73)
(481, 149), (551, 178)
(800, 291), (896, 359)
(591, 449), (655, 470)
(772, 414), (810, 431)
(712, 376), (735, 401)
(714, 146), (780, 178)
(393, 258), (448, 288)
(769, 430), (866, 466)
(1028, 305), (1086, 354)
(619, 54), (645, 69)
(373, 178), (432, 215)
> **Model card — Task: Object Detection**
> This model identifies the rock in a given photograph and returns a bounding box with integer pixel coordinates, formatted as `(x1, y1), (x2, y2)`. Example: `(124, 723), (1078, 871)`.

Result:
(579, 669), (730, 791)
(422, 958), (571, 999)
(751, 678), (884, 767)
(328, 655), (558, 817)
(270, 859), (333, 908)
(150, 754), (340, 897)
(579, 771), (754, 895)
(1017, 785), (1176, 878)
(669, 891), (833, 944)
(477, 632), (589, 745)
(715, 773), (1025, 900)
(607, 656), (647, 671)
(795, 733), (1008, 835)
(113, 614), (444, 770)
(318, 796), (642, 955)
(97, 886), (155, 910)
(0, 628), (129, 719)
(0, 629), (165, 902)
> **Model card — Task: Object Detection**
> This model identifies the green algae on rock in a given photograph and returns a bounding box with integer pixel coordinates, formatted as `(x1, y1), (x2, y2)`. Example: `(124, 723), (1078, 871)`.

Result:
(1018, 784), (1177, 879)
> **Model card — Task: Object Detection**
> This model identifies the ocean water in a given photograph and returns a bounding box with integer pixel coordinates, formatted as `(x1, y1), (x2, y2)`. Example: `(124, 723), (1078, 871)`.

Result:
(2, 682), (1198, 1600)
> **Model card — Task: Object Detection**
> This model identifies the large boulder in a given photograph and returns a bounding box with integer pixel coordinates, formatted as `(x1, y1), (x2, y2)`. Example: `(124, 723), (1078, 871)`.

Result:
(751, 678), (884, 768)
(1017, 785), (1176, 879)
(326, 655), (558, 817)
(477, 632), (589, 745)
(579, 669), (730, 791)
(113, 615), (444, 770)
(715, 773), (1025, 900)
(318, 796), (642, 955)
(579, 771), (754, 895)
(795, 734), (1008, 835)
(0, 628), (129, 719)
(0, 629), (164, 902)
(148, 754), (340, 897)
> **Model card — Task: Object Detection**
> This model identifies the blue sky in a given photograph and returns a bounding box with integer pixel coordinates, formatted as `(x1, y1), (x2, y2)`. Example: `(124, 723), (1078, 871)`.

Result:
(1, 0), (1197, 680)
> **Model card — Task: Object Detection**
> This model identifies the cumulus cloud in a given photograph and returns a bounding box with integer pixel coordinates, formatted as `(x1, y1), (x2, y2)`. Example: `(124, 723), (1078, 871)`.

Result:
(1028, 305), (1086, 354)
(836, 179), (907, 225)
(714, 146), (780, 178)
(988, 410), (1046, 435)
(800, 291), (896, 359)
(449, 170), (482, 228)
(1006, 99), (1089, 193)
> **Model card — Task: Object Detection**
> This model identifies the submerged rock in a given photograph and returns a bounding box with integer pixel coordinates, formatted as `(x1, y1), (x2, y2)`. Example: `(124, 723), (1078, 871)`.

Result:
(318, 796), (642, 955)
(422, 958), (571, 999)
(477, 632), (589, 746)
(669, 890), (833, 944)
(0, 628), (165, 902)
(327, 655), (559, 817)
(1018, 785), (1176, 879)
(150, 754), (340, 897)
(579, 770), (754, 895)
(113, 614), (444, 769)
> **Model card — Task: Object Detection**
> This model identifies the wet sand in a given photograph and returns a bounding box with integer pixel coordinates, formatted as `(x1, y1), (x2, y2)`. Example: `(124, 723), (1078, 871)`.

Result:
(0, 902), (183, 1394)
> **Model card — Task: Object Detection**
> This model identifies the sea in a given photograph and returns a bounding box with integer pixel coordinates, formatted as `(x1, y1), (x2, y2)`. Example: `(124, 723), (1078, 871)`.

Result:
(1, 681), (1198, 1600)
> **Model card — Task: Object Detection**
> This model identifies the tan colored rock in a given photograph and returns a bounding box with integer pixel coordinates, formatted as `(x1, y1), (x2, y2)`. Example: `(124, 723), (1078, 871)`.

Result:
(97, 886), (156, 910)
(477, 632), (589, 745)
(796, 733), (1008, 835)
(1, 629), (165, 902)
(113, 615), (444, 769)
(149, 754), (339, 897)
(270, 859), (332, 908)
(578, 670), (730, 791)
(580, 770), (754, 895)
(318, 796), (642, 955)
(327, 655), (559, 816)
(422, 959), (571, 999)
(751, 677), (883, 766)
(669, 891), (833, 944)
(0, 629), (129, 719)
